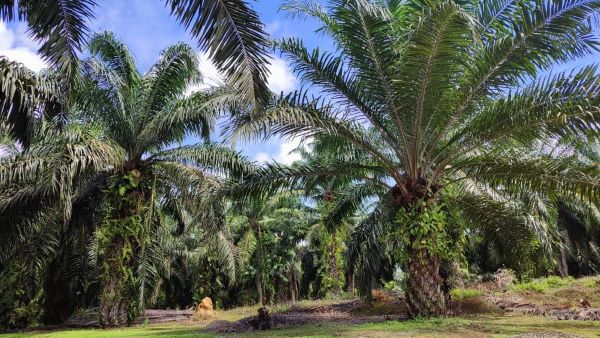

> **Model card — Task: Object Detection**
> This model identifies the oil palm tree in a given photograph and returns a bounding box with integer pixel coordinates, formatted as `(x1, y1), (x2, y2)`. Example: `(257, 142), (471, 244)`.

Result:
(75, 31), (254, 326)
(0, 31), (254, 327)
(0, 0), (271, 106)
(0, 121), (123, 327)
(225, 0), (600, 316)
(550, 139), (600, 276)
(229, 191), (307, 305)
(297, 136), (374, 295)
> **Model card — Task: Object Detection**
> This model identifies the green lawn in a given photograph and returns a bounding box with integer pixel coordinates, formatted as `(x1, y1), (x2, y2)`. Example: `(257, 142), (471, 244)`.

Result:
(4, 314), (600, 338)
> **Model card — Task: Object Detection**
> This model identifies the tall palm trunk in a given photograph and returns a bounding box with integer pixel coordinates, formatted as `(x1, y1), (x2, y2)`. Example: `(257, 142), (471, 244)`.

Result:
(256, 273), (265, 306)
(99, 237), (131, 327)
(394, 183), (447, 317)
(289, 272), (298, 303)
(404, 249), (446, 317)
(253, 218), (266, 306)
(326, 229), (342, 294)
(558, 237), (569, 277)
(98, 171), (145, 327)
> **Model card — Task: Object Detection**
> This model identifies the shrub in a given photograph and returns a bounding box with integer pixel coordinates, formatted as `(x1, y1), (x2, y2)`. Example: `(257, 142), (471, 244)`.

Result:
(513, 276), (575, 293)
(383, 280), (402, 292)
(449, 288), (483, 300)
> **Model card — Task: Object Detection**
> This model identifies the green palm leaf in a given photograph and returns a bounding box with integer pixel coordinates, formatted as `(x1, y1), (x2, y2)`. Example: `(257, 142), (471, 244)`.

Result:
(166, 0), (271, 107)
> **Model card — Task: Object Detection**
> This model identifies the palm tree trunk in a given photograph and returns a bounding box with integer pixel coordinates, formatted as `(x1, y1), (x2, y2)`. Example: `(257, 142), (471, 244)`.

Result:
(98, 236), (130, 327)
(256, 272), (264, 306)
(327, 230), (342, 293)
(405, 248), (447, 317)
(288, 267), (297, 303)
(395, 190), (448, 317)
(253, 219), (266, 306)
(558, 242), (569, 277)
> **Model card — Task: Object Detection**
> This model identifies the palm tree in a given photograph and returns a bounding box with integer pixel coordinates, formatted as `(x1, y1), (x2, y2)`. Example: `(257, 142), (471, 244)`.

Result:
(551, 139), (600, 276)
(0, 57), (63, 147)
(461, 139), (600, 278)
(229, 191), (307, 305)
(0, 31), (254, 327)
(226, 0), (600, 316)
(0, 122), (124, 327)
(76, 31), (254, 326)
(0, 0), (271, 105)
(298, 136), (371, 295)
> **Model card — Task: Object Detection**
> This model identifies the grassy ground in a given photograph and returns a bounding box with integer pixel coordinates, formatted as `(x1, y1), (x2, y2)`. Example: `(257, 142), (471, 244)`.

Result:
(4, 276), (600, 338)
(3, 313), (600, 338)
(508, 275), (600, 307)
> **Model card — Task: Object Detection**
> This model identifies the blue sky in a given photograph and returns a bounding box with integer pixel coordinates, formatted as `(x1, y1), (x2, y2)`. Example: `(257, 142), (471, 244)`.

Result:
(0, 1), (597, 162)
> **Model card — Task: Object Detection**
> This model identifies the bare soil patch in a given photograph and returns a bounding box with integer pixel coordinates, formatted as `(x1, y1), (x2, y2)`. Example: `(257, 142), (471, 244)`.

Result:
(206, 297), (409, 334)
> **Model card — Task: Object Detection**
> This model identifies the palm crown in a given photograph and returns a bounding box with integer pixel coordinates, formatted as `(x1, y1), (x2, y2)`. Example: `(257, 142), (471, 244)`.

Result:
(226, 0), (600, 317)
(77, 31), (251, 176)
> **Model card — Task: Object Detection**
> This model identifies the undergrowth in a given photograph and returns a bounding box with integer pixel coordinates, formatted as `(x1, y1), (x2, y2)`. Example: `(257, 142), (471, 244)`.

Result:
(513, 276), (575, 293)
(449, 288), (483, 300)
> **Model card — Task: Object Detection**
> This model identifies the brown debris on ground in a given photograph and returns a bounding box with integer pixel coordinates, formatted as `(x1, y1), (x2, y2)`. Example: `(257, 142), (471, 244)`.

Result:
(493, 298), (600, 321)
(466, 274), (600, 322)
(206, 296), (409, 334)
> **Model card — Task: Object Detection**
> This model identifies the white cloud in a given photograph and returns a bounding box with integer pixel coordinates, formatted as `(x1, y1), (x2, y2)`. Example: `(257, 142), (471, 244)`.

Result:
(255, 136), (312, 165)
(255, 152), (271, 163)
(0, 22), (45, 72)
(184, 53), (223, 95)
(187, 53), (296, 94)
(267, 57), (296, 94)
(276, 138), (303, 164)
(198, 53), (225, 88)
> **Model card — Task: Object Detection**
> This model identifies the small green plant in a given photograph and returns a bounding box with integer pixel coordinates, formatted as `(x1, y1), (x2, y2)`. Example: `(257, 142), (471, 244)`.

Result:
(513, 276), (575, 293)
(383, 280), (402, 292)
(449, 288), (482, 300)
(544, 276), (574, 287)
(582, 278), (599, 288)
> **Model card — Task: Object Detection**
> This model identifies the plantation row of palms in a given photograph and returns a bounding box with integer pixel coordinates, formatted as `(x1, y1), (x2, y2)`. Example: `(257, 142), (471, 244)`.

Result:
(1, 0), (599, 329)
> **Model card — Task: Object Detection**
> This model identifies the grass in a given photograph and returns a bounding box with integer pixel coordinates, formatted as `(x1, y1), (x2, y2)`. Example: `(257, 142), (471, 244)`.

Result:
(513, 276), (575, 293)
(3, 314), (600, 338)
(449, 288), (483, 300)
(5, 275), (600, 338)
(507, 275), (600, 308)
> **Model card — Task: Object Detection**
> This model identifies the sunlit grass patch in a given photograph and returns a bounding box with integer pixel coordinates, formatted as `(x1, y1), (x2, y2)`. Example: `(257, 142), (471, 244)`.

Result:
(449, 288), (483, 300)
(513, 276), (575, 293)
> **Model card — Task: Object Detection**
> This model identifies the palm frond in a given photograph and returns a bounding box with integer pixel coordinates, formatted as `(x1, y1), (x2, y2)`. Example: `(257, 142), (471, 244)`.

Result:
(137, 90), (215, 152)
(450, 154), (600, 202)
(153, 143), (255, 178)
(226, 159), (385, 202)
(88, 31), (141, 87)
(166, 0), (271, 107)
(141, 42), (201, 120)
(444, 65), (600, 155)
(15, 0), (96, 88)
(1, 58), (63, 146)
